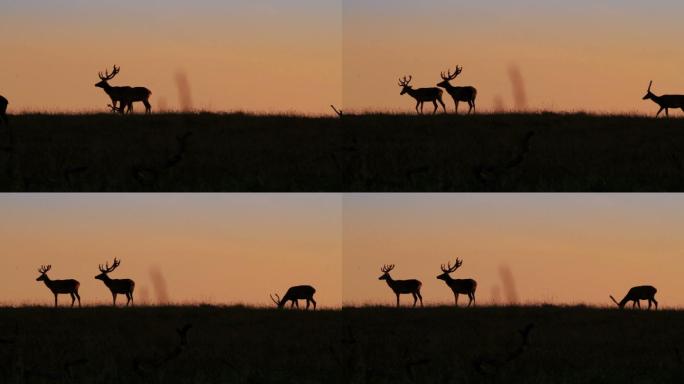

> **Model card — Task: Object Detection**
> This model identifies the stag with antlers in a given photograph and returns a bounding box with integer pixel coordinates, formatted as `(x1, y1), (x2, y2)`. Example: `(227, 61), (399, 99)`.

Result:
(378, 264), (423, 308)
(270, 285), (317, 310)
(610, 285), (658, 310)
(95, 65), (152, 114)
(36, 265), (81, 307)
(398, 75), (446, 115)
(437, 66), (477, 114)
(0, 95), (8, 125)
(95, 258), (135, 306)
(436, 258), (477, 307)
(642, 81), (684, 117)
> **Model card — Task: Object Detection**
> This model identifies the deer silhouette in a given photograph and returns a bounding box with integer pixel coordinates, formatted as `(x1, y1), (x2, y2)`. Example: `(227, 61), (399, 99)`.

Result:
(95, 65), (152, 114)
(0, 95), (7, 125)
(610, 285), (658, 310)
(379, 264), (423, 307)
(399, 75), (446, 114)
(437, 66), (477, 114)
(36, 265), (81, 307)
(270, 285), (317, 310)
(642, 81), (684, 117)
(95, 258), (135, 306)
(436, 258), (477, 307)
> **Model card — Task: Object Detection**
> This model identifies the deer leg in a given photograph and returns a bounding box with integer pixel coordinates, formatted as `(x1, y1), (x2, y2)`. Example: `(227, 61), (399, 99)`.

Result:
(417, 291), (423, 307)
(652, 298), (658, 310)
(471, 99), (476, 114)
(415, 101), (420, 114)
(126, 293), (131, 306)
(411, 293), (418, 307)
(396, 293), (400, 308)
(666, 108), (669, 118)
(112, 293), (117, 306)
(420, 102), (425, 115)
(70, 293), (76, 307)
(311, 298), (317, 310)
(143, 99), (152, 114)
(648, 299), (652, 310)
(306, 299), (311, 310)
(432, 100), (438, 114)
(54, 294), (58, 307)
(438, 97), (446, 113)
(75, 291), (81, 308)
(656, 107), (664, 117)
(454, 293), (459, 306)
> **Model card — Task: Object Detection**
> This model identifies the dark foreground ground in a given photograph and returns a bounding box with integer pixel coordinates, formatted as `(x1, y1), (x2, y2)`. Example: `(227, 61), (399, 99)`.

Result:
(0, 306), (680, 384)
(2, 113), (684, 191)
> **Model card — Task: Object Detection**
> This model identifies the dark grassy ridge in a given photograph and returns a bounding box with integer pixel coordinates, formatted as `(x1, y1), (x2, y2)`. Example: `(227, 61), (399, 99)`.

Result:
(0, 113), (342, 191)
(2, 112), (684, 191)
(0, 306), (680, 383)
(343, 113), (684, 191)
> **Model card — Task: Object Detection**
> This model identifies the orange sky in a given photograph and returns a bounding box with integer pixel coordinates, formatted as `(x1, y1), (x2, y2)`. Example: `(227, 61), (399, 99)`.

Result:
(4, 2), (684, 114)
(0, 194), (341, 307)
(343, 194), (684, 308)
(0, 2), (341, 114)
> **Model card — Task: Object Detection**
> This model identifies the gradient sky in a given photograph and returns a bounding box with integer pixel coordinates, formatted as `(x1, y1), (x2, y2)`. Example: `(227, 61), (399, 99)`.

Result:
(344, 0), (684, 114)
(1, 1), (341, 114)
(0, 194), (341, 307)
(4, 2), (684, 114)
(344, 194), (684, 308)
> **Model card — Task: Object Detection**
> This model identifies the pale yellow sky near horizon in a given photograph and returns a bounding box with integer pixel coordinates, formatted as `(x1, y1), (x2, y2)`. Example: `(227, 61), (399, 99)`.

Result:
(1, 194), (684, 308)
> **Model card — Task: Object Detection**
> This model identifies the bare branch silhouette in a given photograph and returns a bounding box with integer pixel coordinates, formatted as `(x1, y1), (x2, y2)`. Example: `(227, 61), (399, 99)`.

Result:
(610, 285), (658, 310)
(378, 264), (423, 307)
(642, 81), (684, 118)
(436, 258), (477, 306)
(398, 75), (446, 114)
(270, 285), (317, 310)
(330, 105), (343, 117)
(95, 258), (135, 306)
(95, 65), (152, 114)
(437, 65), (477, 114)
(35, 265), (81, 307)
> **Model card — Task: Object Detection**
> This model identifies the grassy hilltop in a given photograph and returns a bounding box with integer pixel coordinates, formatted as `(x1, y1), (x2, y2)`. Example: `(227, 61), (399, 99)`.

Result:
(2, 112), (684, 191)
(0, 305), (680, 384)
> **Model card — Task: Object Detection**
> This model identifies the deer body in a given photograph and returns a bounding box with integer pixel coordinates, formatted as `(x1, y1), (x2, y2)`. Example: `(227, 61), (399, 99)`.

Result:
(610, 285), (657, 310)
(436, 259), (477, 307)
(643, 81), (684, 117)
(399, 76), (446, 114)
(95, 66), (152, 114)
(36, 265), (81, 307)
(95, 258), (135, 306)
(270, 285), (317, 310)
(0, 95), (7, 125)
(379, 264), (423, 307)
(437, 66), (477, 114)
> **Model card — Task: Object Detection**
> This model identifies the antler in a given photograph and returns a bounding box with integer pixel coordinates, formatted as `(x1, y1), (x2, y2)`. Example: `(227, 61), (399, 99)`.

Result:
(380, 264), (395, 273)
(98, 65), (120, 81)
(38, 265), (51, 274)
(398, 76), (412, 87)
(99, 258), (121, 273)
(647, 80), (653, 92)
(441, 258), (463, 273)
(441, 66), (463, 81)
(269, 293), (281, 305)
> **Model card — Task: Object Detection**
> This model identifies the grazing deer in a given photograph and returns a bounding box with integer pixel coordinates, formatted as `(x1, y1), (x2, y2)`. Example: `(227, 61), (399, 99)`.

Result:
(0, 95), (7, 125)
(642, 81), (684, 117)
(436, 258), (477, 307)
(95, 65), (152, 114)
(399, 75), (446, 114)
(36, 265), (81, 307)
(95, 258), (135, 306)
(270, 285), (317, 310)
(378, 264), (423, 307)
(437, 66), (477, 114)
(610, 285), (658, 310)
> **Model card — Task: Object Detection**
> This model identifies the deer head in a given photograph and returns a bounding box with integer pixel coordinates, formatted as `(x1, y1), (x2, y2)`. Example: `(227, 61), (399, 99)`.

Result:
(270, 293), (285, 308)
(36, 265), (51, 281)
(95, 65), (120, 88)
(643, 81), (656, 100)
(95, 258), (121, 280)
(378, 264), (395, 280)
(437, 66), (462, 88)
(398, 76), (413, 95)
(437, 258), (462, 280)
